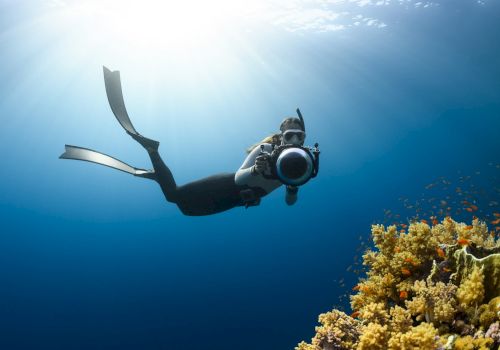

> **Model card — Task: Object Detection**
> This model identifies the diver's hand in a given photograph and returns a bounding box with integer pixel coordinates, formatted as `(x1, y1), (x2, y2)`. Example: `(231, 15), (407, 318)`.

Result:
(252, 154), (271, 175)
(285, 185), (298, 205)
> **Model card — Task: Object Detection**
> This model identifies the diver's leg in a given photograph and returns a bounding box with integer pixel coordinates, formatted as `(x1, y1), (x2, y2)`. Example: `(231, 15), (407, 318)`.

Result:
(142, 150), (179, 203)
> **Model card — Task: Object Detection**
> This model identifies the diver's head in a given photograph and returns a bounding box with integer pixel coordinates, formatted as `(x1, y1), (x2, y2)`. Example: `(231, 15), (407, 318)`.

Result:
(280, 117), (305, 146)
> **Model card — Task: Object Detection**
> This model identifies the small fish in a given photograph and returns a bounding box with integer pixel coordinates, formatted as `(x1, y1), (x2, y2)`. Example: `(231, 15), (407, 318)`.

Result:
(494, 213), (500, 217)
(446, 217), (453, 223)
(457, 238), (470, 246)
(404, 258), (418, 266)
(400, 229), (405, 233)
(399, 291), (408, 299)
(442, 267), (452, 273)
(432, 219), (438, 226)
(470, 204), (478, 211)
(351, 311), (360, 318)
(401, 268), (411, 276)
(394, 247), (401, 253)
(465, 225), (473, 230)
(466, 208), (473, 213)
(360, 286), (373, 294)
(491, 219), (500, 225)
(352, 285), (360, 291)
(401, 224), (408, 229)
(421, 219), (428, 224)
(436, 247), (445, 258)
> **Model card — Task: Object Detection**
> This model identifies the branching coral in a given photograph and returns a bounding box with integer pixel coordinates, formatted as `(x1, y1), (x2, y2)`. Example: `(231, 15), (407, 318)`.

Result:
(295, 310), (362, 350)
(478, 297), (500, 330)
(356, 323), (387, 350)
(358, 302), (389, 326)
(453, 335), (494, 350)
(457, 265), (485, 321)
(297, 218), (500, 350)
(387, 322), (441, 350)
(405, 279), (458, 325)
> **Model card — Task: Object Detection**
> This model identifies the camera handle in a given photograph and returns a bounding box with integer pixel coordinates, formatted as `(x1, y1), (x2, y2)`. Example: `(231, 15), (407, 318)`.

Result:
(259, 145), (276, 180)
(311, 143), (320, 178)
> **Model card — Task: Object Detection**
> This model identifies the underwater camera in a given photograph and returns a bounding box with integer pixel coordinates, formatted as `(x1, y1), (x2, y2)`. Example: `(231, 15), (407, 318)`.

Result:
(260, 142), (320, 186)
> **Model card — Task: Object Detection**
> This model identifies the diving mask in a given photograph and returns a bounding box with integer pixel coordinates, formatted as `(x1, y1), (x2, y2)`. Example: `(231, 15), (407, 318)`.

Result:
(282, 129), (306, 144)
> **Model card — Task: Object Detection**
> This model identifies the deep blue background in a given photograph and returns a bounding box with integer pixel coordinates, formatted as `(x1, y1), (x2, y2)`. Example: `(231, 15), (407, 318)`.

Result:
(0, 1), (499, 349)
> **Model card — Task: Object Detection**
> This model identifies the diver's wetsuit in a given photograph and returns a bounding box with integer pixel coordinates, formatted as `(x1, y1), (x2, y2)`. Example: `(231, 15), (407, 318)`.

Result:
(144, 144), (280, 216)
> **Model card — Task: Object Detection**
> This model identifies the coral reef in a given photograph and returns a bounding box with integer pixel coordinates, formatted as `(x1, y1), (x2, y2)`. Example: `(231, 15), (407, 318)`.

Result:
(296, 310), (362, 350)
(296, 218), (500, 350)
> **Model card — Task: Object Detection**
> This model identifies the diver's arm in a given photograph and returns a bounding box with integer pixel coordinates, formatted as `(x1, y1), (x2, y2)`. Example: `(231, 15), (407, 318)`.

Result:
(235, 144), (281, 193)
(235, 144), (270, 186)
(285, 186), (298, 206)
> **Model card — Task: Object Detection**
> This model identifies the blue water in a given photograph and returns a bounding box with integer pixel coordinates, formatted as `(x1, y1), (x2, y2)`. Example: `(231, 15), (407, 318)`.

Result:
(0, 1), (499, 349)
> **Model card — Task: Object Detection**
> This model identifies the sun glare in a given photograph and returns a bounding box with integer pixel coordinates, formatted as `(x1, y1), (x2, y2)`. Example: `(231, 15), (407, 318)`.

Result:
(57, 0), (267, 50)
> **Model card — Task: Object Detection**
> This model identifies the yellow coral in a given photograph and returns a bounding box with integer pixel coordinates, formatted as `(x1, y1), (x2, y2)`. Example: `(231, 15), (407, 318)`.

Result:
(478, 296), (500, 329)
(455, 219), (494, 248)
(356, 323), (387, 350)
(453, 335), (494, 350)
(295, 309), (362, 350)
(405, 279), (457, 324)
(388, 305), (413, 334)
(295, 341), (316, 350)
(387, 322), (440, 350)
(457, 265), (485, 310)
(358, 302), (389, 325)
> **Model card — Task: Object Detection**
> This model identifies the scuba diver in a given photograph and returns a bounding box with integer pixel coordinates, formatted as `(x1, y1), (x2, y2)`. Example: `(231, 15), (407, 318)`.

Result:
(60, 67), (320, 216)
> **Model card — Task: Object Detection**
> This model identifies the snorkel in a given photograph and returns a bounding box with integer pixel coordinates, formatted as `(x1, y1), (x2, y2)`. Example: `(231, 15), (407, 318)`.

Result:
(260, 108), (320, 186)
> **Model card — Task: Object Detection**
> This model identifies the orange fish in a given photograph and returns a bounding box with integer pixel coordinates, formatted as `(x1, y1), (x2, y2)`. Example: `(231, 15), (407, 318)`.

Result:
(436, 247), (445, 258)
(457, 238), (470, 246)
(352, 285), (360, 291)
(404, 258), (418, 266)
(401, 224), (408, 229)
(360, 286), (372, 294)
(401, 268), (411, 276)
(491, 219), (500, 225)
(446, 217), (453, 223)
(494, 213), (500, 217)
(466, 208), (473, 213)
(351, 311), (360, 318)
(442, 267), (452, 273)
(470, 205), (478, 211)
(394, 247), (401, 253)
(400, 229), (405, 233)
(399, 291), (408, 299)
(465, 225), (473, 230)
(421, 219), (428, 224)
(432, 219), (438, 226)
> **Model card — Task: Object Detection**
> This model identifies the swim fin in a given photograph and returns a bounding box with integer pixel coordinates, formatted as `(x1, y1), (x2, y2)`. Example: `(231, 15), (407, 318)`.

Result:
(103, 66), (160, 151)
(103, 66), (139, 135)
(59, 145), (155, 179)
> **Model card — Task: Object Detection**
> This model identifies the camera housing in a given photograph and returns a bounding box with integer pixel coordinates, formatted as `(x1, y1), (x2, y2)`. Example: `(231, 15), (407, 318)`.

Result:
(260, 143), (320, 186)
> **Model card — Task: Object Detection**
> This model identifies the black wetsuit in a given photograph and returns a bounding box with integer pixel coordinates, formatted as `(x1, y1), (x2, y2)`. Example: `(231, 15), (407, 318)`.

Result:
(147, 150), (267, 216)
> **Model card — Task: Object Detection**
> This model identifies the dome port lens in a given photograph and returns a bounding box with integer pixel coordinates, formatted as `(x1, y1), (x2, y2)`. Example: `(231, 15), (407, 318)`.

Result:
(280, 154), (307, 179)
